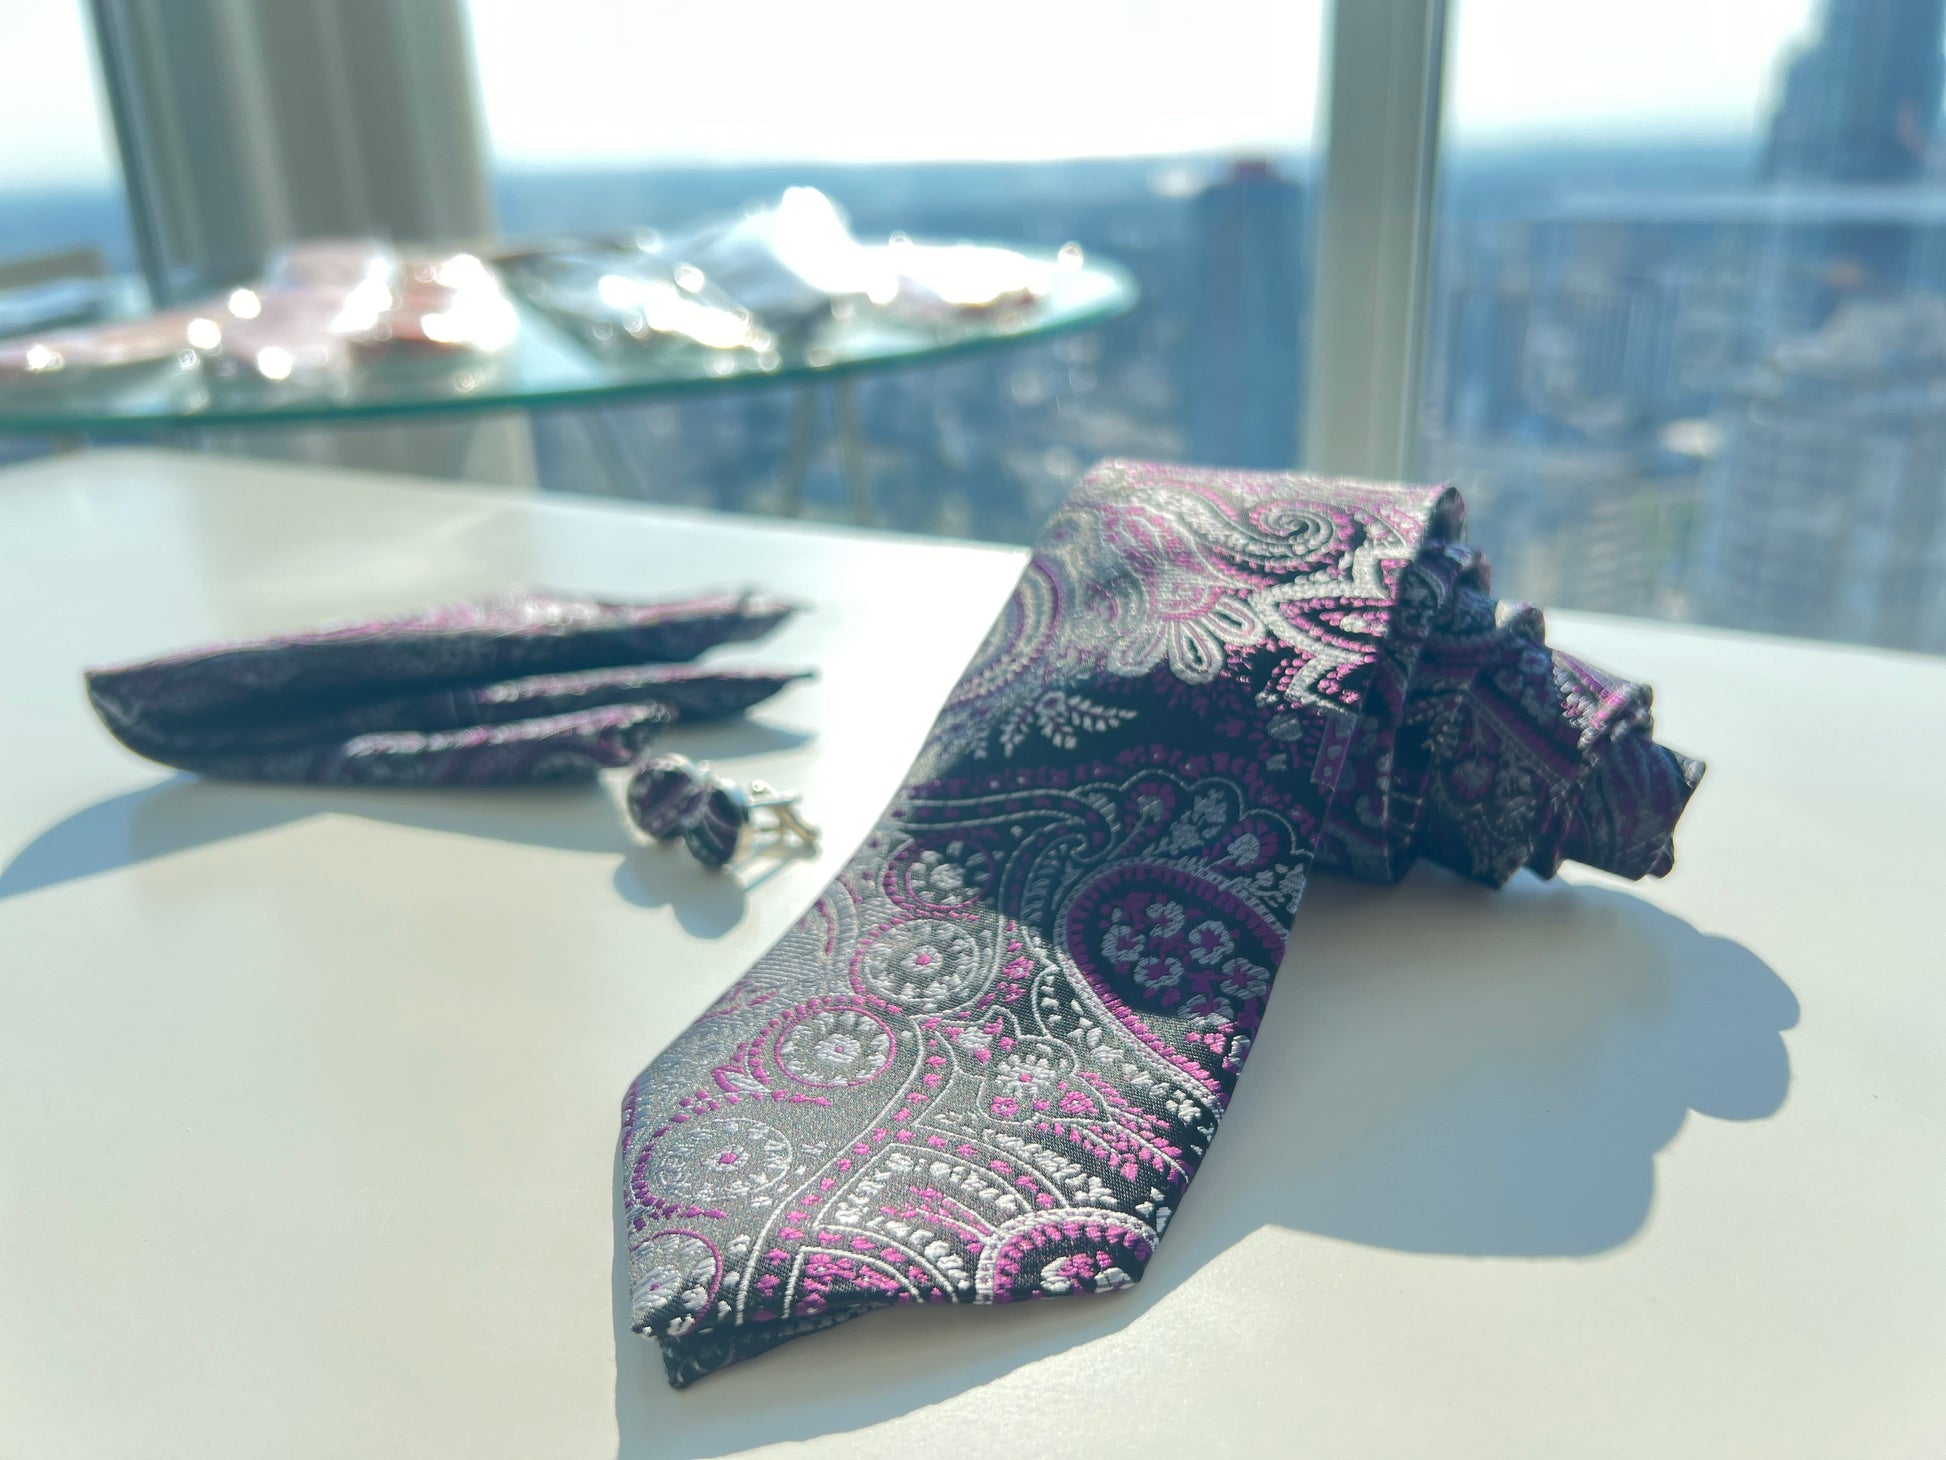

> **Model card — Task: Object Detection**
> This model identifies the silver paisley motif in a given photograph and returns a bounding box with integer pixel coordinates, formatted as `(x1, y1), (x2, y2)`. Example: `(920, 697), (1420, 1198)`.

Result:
(775, 1006), (894, 1087)
(854, 918), (990, 1011)
(643, 1117), (793, 1202)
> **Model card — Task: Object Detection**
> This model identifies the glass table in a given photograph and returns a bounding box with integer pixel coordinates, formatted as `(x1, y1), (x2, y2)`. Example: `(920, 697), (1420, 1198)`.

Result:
(0, 247), (1137, 523)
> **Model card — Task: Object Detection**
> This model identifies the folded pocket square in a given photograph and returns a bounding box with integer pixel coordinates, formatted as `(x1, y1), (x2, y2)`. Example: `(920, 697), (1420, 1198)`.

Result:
(85, 589), (808, 785)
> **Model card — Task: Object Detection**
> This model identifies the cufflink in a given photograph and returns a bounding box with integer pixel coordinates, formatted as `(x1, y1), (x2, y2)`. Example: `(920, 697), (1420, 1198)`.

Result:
(625, 753), (819, 870)
(626, 752), (711, 840)
(682, 775), (820, 869)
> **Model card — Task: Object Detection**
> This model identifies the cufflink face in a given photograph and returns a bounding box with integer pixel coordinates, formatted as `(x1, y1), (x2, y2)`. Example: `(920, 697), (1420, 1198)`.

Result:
(627, 753), (711, 840)
(625, 754), (820, 871)
(682, 782), (749, 869)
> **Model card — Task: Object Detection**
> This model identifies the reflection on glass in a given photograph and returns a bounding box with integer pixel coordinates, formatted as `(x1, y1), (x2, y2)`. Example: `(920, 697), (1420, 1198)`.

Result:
(663, 187), (898, 326)
(0, 239), (533, 407)
(0, 311), (202, 409)
(0, 220), (1132, 432)
(494, 189), (1067, 359)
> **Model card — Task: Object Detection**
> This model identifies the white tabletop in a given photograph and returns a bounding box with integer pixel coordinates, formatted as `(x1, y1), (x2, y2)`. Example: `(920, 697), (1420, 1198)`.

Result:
(1, 449), (1941, 1460)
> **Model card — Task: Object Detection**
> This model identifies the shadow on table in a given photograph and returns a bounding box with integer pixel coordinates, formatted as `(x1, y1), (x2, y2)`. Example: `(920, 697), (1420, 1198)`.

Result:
(0, 718), (811, 938)
(610, 868), (1797, 1458)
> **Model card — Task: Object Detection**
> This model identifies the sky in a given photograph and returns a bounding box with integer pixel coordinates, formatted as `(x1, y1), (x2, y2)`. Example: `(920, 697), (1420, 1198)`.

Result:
(0, 0), (1826, 189)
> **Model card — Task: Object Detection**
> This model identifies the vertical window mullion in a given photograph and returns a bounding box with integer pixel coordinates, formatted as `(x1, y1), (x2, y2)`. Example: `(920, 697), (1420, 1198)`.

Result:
(1305, 0), (1449, 482)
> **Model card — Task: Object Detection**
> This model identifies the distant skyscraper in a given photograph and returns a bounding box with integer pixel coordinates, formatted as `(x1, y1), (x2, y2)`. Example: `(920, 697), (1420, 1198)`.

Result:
(1556, 272), (1678, 415)
(1692, 298), (1946, 651)
(1691, 0), (1946, 651)
(1761, 0), (1946, 185)
(1180, 160), (1307, 468)
(1423, 262), (1533, 437)
(1757, 0), (1946, 329)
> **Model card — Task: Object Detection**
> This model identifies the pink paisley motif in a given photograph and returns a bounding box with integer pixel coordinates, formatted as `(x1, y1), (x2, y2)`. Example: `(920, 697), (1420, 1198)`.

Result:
(1061, 862), (1286, 1098)
(975, 1208), (1159, 1302)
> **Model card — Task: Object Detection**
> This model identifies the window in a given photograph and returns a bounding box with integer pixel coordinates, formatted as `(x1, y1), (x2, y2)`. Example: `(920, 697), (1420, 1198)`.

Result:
(14, 0), (1946, 656)
(0, 0), (136, 466)
(465, 0), (1324, 541)
(1424, 0), (1946, 654)
(0, 2), (132, 269)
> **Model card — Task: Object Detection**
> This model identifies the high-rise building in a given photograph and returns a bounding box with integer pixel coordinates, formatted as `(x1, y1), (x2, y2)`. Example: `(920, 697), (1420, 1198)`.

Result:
(1422, 243), (1534, 438)
(1692, 297), (1946, 650)
(1761, 0), (1945, 185)
(1419, 433), (1697, 620)
(1692, 0), (1946, 650)
(1756, 0), (1946, 330)
(1179, 160), (1308, 469)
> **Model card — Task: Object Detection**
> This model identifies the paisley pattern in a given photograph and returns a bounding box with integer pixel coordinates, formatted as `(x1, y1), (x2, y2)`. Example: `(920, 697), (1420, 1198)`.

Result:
(621, 459), (1704, 1386)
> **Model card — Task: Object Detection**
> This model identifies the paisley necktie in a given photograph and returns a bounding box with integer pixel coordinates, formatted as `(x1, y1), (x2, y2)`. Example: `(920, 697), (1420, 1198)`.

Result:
(622, 460), (1703, 1387)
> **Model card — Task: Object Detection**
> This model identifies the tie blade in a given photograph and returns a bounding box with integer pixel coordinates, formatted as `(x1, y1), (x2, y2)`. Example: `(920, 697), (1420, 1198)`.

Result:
(656, 1307), (877, 1390)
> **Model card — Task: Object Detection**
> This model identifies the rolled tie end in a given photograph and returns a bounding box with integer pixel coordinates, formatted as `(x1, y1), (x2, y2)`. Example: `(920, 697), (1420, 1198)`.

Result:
(1321, 561), (1706, 889)
(1549, 733), (1707, 883)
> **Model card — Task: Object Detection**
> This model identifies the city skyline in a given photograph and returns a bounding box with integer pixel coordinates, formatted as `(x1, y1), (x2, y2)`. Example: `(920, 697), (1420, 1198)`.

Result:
(8, 0), (1946, 654)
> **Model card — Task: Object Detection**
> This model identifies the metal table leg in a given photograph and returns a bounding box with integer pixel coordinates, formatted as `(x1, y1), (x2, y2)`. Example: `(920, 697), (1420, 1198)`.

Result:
(581, 408), (654, 498)
(831, 376), (872, 527)
(779, 387), (819, 518)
